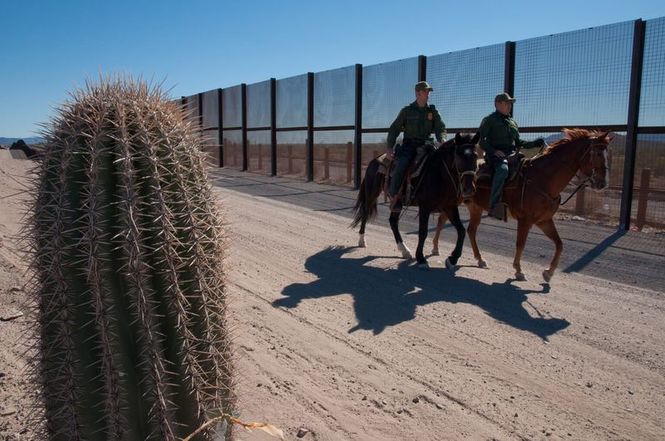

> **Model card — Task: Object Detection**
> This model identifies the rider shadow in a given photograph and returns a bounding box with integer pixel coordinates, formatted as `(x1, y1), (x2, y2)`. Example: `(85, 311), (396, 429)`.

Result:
(274, 246), (569, 341)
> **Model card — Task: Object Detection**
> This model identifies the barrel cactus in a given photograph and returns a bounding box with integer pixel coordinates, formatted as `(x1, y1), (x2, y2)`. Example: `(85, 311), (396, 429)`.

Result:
(25, 77), (234, 440)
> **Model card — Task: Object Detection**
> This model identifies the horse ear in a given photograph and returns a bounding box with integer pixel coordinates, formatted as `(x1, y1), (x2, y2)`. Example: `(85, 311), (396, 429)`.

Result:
(471, 132), (480, 145)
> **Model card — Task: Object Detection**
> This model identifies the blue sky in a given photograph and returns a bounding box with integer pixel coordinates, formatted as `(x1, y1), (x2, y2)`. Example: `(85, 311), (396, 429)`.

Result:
(2, 0), (664, 137)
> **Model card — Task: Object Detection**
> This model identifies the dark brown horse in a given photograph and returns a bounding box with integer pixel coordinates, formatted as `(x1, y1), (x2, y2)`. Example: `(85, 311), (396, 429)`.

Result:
(432, 129), (612, 281)
(351, 133), (479, 268)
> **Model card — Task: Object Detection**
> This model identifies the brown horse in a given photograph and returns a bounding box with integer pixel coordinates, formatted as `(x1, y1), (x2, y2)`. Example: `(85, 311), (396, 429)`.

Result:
(431, 128), (612, 282)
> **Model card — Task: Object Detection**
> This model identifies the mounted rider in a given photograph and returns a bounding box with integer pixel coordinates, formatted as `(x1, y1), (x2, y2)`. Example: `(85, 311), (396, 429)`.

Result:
(385, 81), (447, 211)
(479, 92), (545, 220)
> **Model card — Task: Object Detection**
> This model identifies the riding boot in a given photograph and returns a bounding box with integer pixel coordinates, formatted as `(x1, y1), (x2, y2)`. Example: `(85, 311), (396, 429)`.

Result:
(489, 159), (509, 215)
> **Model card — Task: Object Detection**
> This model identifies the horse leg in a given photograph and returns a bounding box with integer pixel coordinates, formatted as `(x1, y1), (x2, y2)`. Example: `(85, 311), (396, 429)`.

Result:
(445, 206), (465, 269)
(466, 203), (487, 268)
(431, 213), (448, 256)
(415, 208), (431, 267)
(513, 218), (533, 281)
(535, 218), (563, 283)
(358, 219), (367, 248)
(389, 211), (412, 259)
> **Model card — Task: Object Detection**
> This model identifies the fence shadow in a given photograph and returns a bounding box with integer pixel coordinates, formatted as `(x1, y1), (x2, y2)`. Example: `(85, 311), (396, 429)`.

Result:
(274, 246), (569, 340)
(563, 229), (626, 273)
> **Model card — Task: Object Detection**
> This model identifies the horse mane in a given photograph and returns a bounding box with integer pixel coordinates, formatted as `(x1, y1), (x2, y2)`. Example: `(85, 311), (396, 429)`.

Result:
(539, 128), (606, 156)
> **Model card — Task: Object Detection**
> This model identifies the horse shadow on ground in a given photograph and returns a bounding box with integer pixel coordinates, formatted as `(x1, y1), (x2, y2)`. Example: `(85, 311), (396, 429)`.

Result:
(274, 246), (568, 341)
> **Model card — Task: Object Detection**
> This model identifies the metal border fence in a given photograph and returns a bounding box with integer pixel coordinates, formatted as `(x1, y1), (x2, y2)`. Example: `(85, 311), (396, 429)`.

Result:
(184, 18), (665, 231)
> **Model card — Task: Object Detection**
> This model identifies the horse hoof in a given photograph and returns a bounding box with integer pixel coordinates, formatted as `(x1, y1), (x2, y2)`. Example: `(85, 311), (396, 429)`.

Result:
(358, 235), (366, 248)
(478, 259), (488, 269)
(397, 243), (413, 259)
(542, 270), (553, 283)
(515, 272), (526, 281)
(431, 248), (440, 256)
(418, 262), (430, 270)
(445, 257), (456, 270)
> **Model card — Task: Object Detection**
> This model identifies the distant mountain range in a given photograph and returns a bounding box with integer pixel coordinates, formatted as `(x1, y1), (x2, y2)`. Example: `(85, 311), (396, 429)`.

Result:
(0, 137), (44, 145)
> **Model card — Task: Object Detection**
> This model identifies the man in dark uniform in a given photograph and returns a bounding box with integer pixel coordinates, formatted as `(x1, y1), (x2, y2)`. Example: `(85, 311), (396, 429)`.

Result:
(385, 81), (447, 211)
(479, 92), (545, 220)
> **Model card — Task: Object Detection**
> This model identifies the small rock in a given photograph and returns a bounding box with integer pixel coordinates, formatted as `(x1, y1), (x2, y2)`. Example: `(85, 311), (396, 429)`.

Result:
(628, 390), (634, 395)
(361, 395), (367, 401)
(435, 403), (443, 410)
(514, 413), (518, 418)
(412, 396), (420, 404)
(0, 407), (16, 416)
(0, 309), (23, 321)
(296, 427), (310, 438)
(585, 382), (593, 388)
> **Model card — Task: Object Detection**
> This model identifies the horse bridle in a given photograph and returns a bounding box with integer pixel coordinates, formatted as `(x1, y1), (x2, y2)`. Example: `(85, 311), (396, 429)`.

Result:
(442, 145), (476, 197)
(561, 140), (608, 205)
(575, 140), (608, 187)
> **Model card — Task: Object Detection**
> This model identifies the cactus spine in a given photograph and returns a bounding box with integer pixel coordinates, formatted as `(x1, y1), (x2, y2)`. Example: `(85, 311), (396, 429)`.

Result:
(26, 78), (234, 440)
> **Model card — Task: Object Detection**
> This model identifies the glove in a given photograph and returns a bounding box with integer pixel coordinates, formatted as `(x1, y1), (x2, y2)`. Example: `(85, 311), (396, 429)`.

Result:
(534, 138), (546, 148)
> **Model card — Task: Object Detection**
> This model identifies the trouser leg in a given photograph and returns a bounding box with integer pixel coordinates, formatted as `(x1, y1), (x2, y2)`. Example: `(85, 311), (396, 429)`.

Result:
(389, 145), (416, 197)
(489, 160), (508, 208)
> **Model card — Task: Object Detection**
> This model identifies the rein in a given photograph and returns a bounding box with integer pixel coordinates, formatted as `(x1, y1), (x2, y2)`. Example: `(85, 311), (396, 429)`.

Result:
(560, 140), (605, 205)
(398, 146), (467, 220)
(559, 177), (590, 206)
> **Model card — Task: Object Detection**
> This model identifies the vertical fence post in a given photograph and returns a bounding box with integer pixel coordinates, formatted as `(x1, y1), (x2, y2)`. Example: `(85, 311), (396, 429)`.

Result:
(636, 168), (651, 230)
(270, 78), (277, 176)
(504, 41), (516, 118)
(241, 83), (248, 171)
(619, 19), (646, 231)
(354, 63), (363, 189)
(307, 72), (314, 181)
(217, 88), (224, 168)
(418, 55), (427, 82)
(288, 145), (293, 174)
(323, 147), (330, 180)
(258, 144), (262, 172)
(346, 142), (352, 183)
(197, 92), (203, 129)
(575, 186), (586, 216)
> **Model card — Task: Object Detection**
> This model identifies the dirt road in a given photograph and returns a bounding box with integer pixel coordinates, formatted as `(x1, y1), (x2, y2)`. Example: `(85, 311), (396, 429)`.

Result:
(1, 156), (663, 440)
(217, 181), (664, 440)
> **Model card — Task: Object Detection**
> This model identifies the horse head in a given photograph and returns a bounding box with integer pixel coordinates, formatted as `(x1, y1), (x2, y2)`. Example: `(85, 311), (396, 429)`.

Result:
(579, 131), (612, 190)
(454, 132), (480, 201)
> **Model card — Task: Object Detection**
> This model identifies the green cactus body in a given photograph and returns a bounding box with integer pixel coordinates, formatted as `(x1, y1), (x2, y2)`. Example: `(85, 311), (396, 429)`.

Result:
(27, 79), (234, 441)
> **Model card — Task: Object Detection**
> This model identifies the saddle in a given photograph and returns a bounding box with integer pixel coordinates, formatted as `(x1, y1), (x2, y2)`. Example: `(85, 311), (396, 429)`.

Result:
(476, 152), (526, 189)
(379, 143), (435, 205)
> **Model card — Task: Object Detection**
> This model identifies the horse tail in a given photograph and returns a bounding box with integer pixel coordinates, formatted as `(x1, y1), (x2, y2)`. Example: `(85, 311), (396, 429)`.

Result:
(351, 158), (384, 229)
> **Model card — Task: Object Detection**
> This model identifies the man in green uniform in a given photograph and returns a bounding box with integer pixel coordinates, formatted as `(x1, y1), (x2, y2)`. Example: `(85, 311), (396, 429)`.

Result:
(385, 81), (447, 211)
(479, 92), (545, 220)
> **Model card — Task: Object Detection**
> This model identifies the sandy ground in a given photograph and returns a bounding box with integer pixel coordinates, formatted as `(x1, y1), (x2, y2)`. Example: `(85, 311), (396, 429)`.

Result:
(1, 153), (663, 440)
